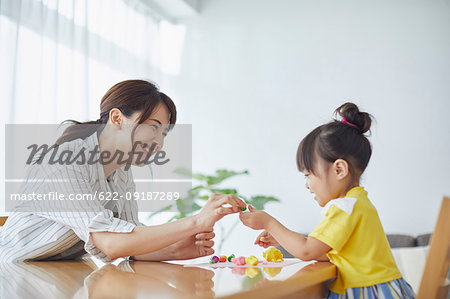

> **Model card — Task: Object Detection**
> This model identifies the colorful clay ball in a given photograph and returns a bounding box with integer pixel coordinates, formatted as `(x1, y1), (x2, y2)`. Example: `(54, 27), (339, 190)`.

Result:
(227, 254), (235, 262)
(231, 256), (246, 266)
(219, 255), (227, 262)
(210, 255), (219, 263)
(263, 247), (284, 262)
(245, 255), (259, 266)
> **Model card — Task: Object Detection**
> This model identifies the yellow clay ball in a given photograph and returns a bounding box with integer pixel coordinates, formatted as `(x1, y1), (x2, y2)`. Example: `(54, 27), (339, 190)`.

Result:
(263, 247), (284, 262)
(245, 255), (259, 266)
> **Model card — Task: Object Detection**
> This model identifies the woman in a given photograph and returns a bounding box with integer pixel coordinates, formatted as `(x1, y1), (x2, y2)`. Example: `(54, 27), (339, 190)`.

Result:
(0, 80), (246, 262)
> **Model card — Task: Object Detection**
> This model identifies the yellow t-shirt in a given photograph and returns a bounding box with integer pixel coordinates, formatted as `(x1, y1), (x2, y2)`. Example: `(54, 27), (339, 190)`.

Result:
(309, 187), (402, 294)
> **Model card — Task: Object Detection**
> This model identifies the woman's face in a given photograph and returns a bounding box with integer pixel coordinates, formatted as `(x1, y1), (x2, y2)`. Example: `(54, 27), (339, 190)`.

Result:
(121, 103), (171, 167)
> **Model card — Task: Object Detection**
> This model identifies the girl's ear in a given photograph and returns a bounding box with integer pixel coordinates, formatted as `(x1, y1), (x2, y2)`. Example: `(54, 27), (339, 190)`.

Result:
(333, 159), (349, 180)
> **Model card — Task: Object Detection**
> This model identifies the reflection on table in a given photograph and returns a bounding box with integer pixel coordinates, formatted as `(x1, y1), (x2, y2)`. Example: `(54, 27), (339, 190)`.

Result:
(0, 258), (336, 298)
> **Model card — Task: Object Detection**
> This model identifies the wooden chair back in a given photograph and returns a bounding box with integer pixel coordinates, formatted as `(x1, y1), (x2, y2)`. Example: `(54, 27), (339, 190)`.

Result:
(417, 196), (450, 299)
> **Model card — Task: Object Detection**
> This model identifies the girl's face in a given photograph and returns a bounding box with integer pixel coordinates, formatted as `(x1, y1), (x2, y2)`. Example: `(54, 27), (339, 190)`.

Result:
(302, 158), (349, 207)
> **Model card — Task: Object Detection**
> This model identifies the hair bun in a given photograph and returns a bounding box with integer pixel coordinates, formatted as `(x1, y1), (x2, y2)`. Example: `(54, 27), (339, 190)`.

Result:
(335, 102), (372, 134)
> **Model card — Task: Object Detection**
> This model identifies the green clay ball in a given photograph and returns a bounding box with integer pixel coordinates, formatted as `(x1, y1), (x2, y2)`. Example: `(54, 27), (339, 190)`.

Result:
(228, 254), (235, 262)
(240, 207), (247, 211)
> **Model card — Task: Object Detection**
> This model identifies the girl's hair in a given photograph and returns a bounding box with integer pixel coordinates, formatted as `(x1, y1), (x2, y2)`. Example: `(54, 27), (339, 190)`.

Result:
(54, 79), (177, 146)
(296, 102), (373, 179)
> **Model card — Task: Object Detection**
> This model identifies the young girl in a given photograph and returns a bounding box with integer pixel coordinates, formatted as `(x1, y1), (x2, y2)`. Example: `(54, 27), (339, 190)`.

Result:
(240, 103), (415, 298)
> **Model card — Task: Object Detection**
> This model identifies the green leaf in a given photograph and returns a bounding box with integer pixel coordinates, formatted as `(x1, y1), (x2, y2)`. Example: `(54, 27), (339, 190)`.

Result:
(206, 169), (249, 185)
(175, 195), (203, 217)
(174, 168), (208, 181)
(173, 168), (192, 177)
(209, 188), (238, 195)
(147, 204), (173, 220)
(175, 198), (192, 215)
(168, 214), (183, 222)
(188, 185), (206, 197)
(191, 202), (202, 212)
(248, 196), (280, 210)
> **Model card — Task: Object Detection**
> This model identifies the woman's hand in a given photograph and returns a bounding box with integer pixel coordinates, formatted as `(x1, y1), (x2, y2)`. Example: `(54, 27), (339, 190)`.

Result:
(239, 205), (275, 230)
(254, 230), (280, 248)
(170, 231), (216, 260)
(195, 194), (247, 231)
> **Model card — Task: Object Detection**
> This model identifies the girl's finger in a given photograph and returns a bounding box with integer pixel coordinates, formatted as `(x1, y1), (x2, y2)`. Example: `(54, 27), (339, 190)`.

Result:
(239, 212), (249, 222)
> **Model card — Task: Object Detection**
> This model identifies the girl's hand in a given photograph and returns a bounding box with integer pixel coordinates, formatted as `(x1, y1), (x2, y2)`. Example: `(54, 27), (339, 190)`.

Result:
(195, 194), (247, 231)
(255, 230), (280, 248)
(239, 205), (274, 230)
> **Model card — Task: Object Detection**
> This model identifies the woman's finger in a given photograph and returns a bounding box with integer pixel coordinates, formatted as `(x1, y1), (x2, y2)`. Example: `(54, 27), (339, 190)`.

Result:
(217, 195), (246, 210)
(200, 247), (214, 256)
(196, 232), (215, 240)
(196, 240), (214, 247)
(217, 206), (234, 216)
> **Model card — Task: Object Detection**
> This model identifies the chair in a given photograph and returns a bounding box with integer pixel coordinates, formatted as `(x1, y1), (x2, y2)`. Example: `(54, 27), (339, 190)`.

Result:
(0, 216), (7, 226)
(417, 196), (450, 299)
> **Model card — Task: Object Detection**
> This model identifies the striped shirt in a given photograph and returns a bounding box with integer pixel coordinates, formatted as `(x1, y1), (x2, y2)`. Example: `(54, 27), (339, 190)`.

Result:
(0, 131), (144, 262)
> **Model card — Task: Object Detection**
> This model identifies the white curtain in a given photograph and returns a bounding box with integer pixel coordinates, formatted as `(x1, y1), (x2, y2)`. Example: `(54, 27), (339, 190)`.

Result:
(0, 0), (164, 124)
(0, 0), (178, 215)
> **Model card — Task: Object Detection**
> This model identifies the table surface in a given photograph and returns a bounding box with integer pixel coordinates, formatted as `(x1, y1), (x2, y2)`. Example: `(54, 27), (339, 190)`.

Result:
(0, 258), (336, 299)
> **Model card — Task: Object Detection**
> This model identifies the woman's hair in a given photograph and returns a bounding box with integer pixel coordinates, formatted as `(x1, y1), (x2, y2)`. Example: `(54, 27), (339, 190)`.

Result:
(54, 79), (177, 146)
(296, 102), (373, 179)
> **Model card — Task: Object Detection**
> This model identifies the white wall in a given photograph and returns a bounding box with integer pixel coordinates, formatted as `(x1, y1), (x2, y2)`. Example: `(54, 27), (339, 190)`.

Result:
(159, 0), (450, 255)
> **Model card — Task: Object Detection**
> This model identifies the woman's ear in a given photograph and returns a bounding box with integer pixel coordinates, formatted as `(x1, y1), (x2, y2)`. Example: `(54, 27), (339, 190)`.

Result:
(333, 159), (349, 180)
(109, 108), (123, 128)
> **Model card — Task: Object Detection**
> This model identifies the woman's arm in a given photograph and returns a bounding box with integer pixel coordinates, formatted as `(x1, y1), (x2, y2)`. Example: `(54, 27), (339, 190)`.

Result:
(91, 194), (246, 260)
(130, 231), (215, 261)
(91, 216), (198, 260)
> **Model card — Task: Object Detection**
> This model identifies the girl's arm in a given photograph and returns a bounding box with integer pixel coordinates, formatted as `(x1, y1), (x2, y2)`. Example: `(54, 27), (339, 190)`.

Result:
(255, 230), (330, 262)
(266, 219), (331, 261)
(92, 194), (246, 260)
(240, 205), (331, 261)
